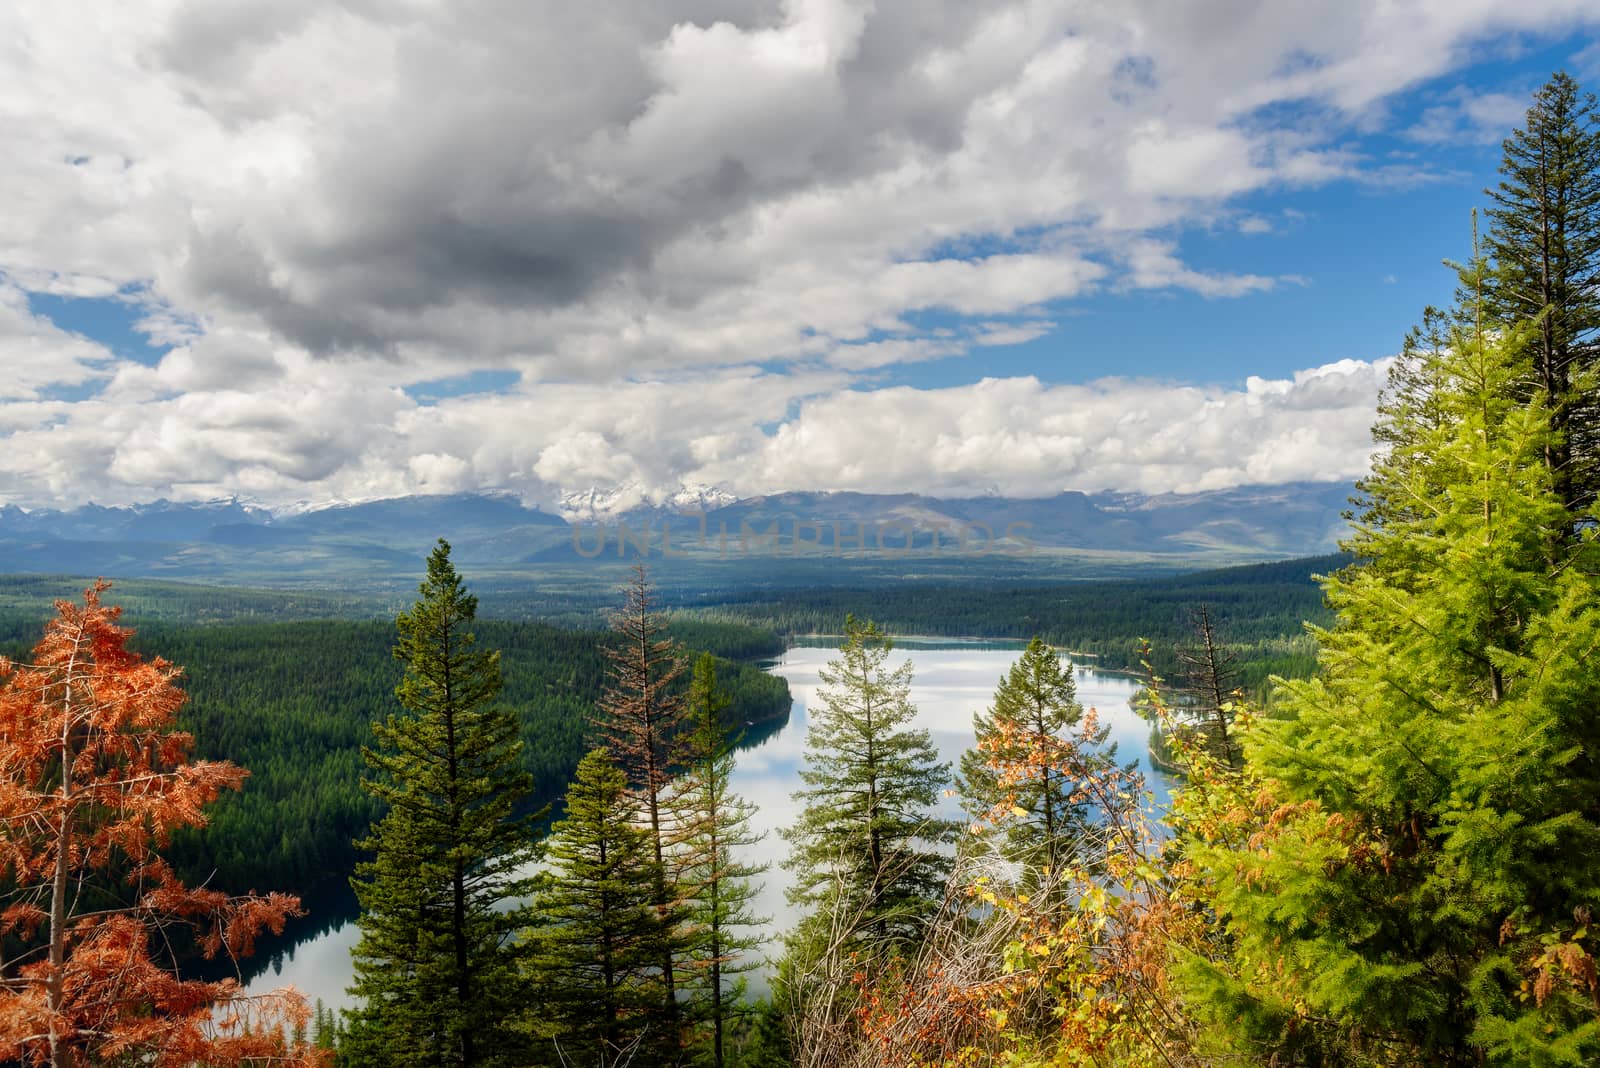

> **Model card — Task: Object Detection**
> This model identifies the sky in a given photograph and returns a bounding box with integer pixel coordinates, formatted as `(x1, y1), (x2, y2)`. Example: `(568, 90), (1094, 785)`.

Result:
(2, 1), (1598, 512)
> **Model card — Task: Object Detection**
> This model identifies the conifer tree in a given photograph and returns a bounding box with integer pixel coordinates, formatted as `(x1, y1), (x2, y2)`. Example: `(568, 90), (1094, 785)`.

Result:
(0, 583), (320, 1067)
(524, 748), (677, 1068)
(345, 540), (537, 1067)
(1485, 70), (1600, 513)
(591, 564), (691, 1026)
(783, 617), (955, 959)
(1172, 605), (1243, 769)
(738, 999), (795, 1068)
(671, 654), (768, 1068)
(956, 636), (1099, 878)
(1350, 301), (1463, 566)
(1181, 266), (1600, 1065)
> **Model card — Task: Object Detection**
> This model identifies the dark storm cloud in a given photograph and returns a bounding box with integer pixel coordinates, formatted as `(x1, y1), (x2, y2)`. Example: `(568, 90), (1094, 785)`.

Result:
(149, 0), (1037, 358)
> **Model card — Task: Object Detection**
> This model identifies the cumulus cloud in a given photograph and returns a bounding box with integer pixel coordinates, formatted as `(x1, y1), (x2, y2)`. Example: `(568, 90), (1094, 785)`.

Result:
(0, 358), (1387, 509)
(0, 282), (119, 401)
(715, 359), (1389, 498)
(0, 1), (1592, 506)
(7, 0), (1592, 370)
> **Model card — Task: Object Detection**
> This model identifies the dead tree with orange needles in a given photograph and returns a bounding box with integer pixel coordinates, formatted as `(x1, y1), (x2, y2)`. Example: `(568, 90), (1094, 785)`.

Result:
(0, 581), (321, 1067)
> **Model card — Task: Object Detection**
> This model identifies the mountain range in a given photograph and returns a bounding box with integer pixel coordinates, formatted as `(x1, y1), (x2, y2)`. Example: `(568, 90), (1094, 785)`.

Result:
(0, 482), (1355, 592)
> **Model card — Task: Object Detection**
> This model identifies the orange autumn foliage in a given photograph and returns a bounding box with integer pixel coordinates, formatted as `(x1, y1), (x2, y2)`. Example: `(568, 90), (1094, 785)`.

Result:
(0, 581), (326, 1067)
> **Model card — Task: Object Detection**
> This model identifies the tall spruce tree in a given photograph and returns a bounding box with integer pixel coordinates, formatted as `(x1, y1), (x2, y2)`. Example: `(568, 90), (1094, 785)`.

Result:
(783, 617), (955, 959)
(1485, 71), (1600, 514)
(591, 564), (691, 1028)
(344, 540), (537, 1067)
(956, 636), (1099, 879)
(1180, 266), (1600, 1065)
(671, 654), (768, 1068)
(525, 748), (678, 1068)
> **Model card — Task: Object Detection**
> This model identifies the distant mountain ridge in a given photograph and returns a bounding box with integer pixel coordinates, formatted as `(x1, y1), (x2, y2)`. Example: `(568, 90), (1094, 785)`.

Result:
(0, 483), (1354, 588)
(588, 481), (1354, 555)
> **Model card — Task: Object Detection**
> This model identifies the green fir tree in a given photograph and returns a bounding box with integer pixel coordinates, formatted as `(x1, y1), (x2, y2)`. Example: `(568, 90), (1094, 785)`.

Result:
(956, 636), (1101, 880)
(1485, 71), (1600, 514)
(734, 998), (793, 1068)
(344, 540), (537, 1067)
(782, 617), (955, 963)
(525, 749), (679, 1068)
(671, 654), (769, 1068)
(1180, 267), (1600, 1065)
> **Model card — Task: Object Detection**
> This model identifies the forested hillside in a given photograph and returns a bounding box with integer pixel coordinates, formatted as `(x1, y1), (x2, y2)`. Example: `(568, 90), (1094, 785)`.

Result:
(0, 550), (1329, 911)
(0, 613), (789, 897)
(0, 573), (386, 632)
(0, 554), (1328, 903)
(688, 553), (1340, 692)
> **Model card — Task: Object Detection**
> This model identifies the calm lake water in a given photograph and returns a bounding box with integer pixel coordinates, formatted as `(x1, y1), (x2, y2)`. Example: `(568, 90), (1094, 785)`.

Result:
(244, 639), (1156, 1011)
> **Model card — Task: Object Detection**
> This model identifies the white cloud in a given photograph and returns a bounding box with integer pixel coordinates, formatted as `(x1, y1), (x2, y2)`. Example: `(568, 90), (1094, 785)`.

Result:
(1121, 240), (1280, 299)
(0, 358), (1387, 509)
(0, 1), (1592, 507)
(1407, 87), (1533, 144)
(720, 360), (1389, 498)
(5, 0), (1590, 376)
(0, 282), (119, 401)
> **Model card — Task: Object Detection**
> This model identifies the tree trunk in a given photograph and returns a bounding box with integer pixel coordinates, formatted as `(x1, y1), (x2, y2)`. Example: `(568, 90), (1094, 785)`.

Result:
(47, 643), (83, 1068)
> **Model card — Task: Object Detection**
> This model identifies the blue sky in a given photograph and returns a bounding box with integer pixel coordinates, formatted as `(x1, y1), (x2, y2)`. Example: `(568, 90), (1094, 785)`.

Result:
(1, 3), (1597, 510)
(876, 37), (1594, 390)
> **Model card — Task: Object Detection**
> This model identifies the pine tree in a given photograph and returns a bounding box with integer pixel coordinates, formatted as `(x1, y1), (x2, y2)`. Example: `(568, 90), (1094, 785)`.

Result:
(525, 748), (678, 1068)
(1485, 70), (1600, 514)
(312, 999), (343, 1052)
(783, 617), (955, 960)
(345, 540), (537, 1067)
(1350, 302), (1462, 566)
(956, 636), (1099, 879)
(671, 654), (768, 1068)
(1172, 605), (1243, 769)
(1180, 269), (1600, 1064)
(0, 583), (320, 1067)
(591, 564), (691, 1028)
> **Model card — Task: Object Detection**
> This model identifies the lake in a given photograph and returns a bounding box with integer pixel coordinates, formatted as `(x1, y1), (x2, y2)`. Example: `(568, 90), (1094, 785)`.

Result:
(243, 638), (1156, 1011)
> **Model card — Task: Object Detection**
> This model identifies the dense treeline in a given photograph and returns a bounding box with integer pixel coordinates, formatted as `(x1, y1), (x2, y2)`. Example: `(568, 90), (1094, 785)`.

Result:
(0, 572), (385, 627)
(0, 563), (1322, 905)
(0, 616), (789, 897)
(686, 553), (1339, 693)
